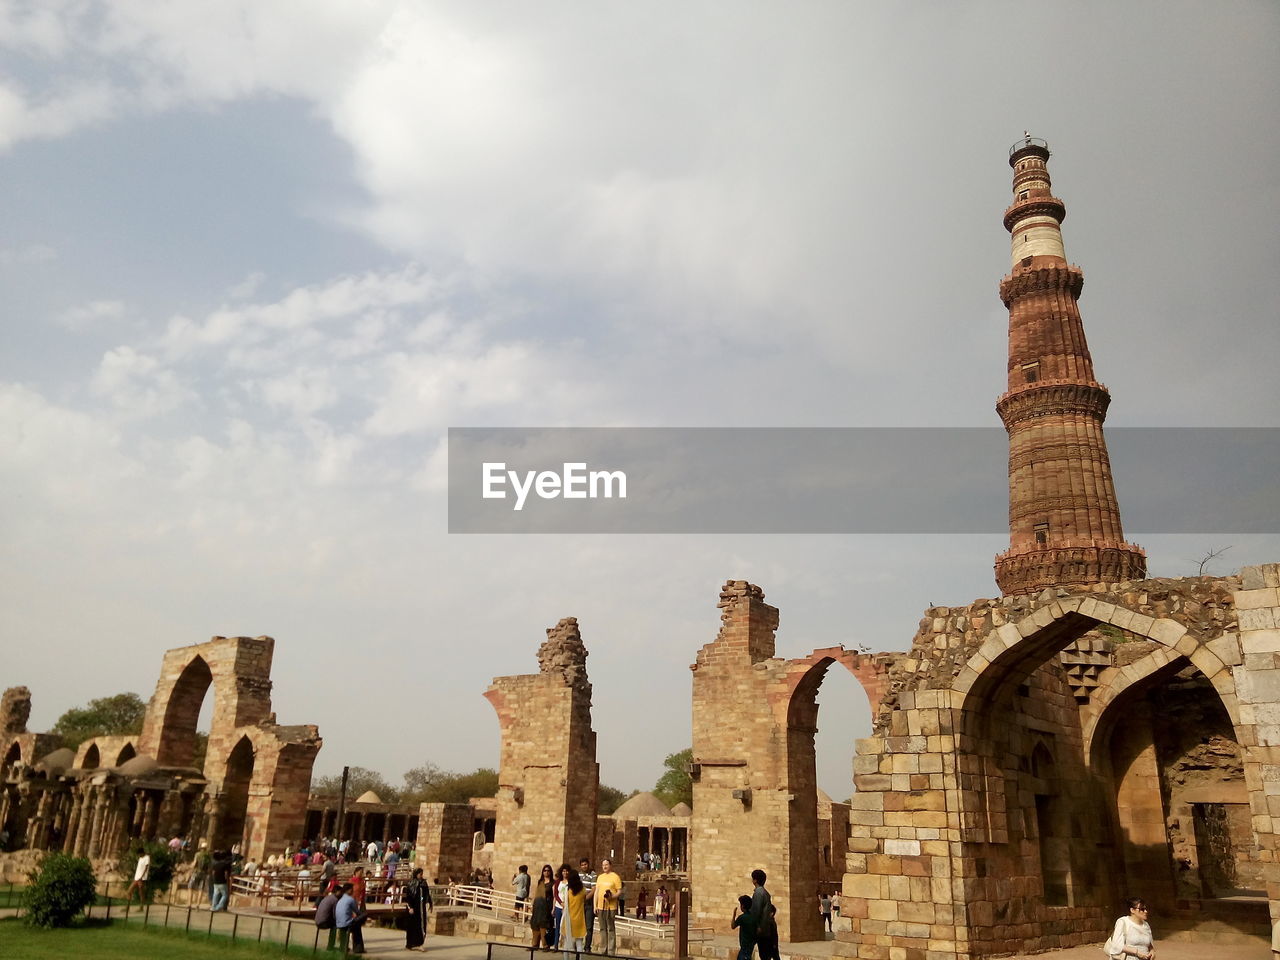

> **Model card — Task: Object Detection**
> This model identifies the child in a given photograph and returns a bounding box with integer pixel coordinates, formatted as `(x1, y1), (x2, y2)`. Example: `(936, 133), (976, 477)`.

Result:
(732, 895), (757, 960)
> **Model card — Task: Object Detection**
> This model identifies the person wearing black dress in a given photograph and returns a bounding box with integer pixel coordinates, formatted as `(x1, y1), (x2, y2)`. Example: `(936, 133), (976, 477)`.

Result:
(404, 868), (433, 951)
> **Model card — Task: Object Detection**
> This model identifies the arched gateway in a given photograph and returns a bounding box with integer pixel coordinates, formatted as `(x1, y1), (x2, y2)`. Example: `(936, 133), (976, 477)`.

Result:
(839, 570), (1280, 959)
(690, 581), (897, 941)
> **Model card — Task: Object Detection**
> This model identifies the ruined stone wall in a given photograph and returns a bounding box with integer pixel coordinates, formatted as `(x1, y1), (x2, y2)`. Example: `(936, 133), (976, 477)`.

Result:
(137, 635), (275, 776)
(415, 802), (475, 882)
(690, 581), (894, 942)
(485, 617), (599, 889)
(1, 687), (31, 739)
(837, 571), (1278, 960)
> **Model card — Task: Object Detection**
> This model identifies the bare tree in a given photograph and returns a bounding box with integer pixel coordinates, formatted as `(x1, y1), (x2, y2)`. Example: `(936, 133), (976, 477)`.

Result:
(1193, 545), (1233, 576)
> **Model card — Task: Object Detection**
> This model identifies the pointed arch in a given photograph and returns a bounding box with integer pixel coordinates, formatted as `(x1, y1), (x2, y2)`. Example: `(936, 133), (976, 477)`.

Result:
(152, 655), (213, 767)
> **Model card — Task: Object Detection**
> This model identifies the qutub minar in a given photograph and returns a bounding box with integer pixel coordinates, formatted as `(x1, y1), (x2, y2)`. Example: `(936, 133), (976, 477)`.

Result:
(993, 134), (1147, 595)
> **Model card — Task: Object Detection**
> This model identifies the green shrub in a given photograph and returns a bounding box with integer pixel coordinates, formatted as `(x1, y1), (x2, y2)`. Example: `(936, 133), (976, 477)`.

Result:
(22, 852), (97, 927)
(120, 842), (178, 902)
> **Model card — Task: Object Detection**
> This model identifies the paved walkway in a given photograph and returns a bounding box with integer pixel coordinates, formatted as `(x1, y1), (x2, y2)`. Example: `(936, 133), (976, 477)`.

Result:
(4, 901), (1272, 960)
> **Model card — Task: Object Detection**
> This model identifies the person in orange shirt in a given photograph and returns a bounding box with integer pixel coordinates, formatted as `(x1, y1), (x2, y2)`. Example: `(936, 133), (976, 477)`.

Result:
(593, 858), (623, 954)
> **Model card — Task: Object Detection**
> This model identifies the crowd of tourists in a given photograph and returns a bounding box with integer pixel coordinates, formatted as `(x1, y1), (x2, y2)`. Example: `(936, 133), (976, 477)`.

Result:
(518, 856), (625, 955)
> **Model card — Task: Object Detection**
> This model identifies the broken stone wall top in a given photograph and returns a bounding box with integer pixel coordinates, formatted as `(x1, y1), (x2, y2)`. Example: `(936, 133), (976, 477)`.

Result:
(537, 617), (591, 691)
(1, 687), (31, 737)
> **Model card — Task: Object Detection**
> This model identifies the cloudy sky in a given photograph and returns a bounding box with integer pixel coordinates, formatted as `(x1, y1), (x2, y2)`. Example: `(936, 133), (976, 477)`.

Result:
(3, 2), (1278, 800)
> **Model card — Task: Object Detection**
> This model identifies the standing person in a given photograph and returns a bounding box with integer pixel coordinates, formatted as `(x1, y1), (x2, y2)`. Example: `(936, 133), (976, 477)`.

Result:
(1106, 897), (1155, 960)
(350, 865), (367, 910)
(636, 887), (648, 921)
(385, 844), (401, 881)
(731, 895), (757, 960)
(210, 850), (232, 912)
(314, 884), (341, 952)
(559, 865), (588, 960)
(530, 864), (555, 951)
(578, 858), (597, 953)
(336, 883), (367, 955)
(513, 864), (532, 920)
(127, 848), (151, 903)
(594, 858), (622, 955)
(404, 867), (433, 952)
(746, 870), (771, 955)
(654, 885), (668, 924)
(819, 892), (832, 932)
(553, 865), (569, 949)
(757, 905), (781, 960)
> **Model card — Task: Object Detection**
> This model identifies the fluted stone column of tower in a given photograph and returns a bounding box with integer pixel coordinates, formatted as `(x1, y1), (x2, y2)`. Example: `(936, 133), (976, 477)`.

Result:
(993, 136), (1146, 595)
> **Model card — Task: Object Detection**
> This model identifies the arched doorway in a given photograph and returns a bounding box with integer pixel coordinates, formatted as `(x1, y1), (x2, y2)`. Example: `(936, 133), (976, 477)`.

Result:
(782, 649), (885, 941)
(82, 743), (101, 770)
(219, 735), (255, 852)
(154, 656), (213, 768)
(116, 742), (137, 766)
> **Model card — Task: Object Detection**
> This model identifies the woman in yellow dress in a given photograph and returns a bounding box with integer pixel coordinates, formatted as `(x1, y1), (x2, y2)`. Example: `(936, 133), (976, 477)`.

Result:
(558, 864), (588, 959)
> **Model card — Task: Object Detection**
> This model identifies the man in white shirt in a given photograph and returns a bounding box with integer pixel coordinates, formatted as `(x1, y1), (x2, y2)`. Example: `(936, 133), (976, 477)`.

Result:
(127, 850), (151, 903)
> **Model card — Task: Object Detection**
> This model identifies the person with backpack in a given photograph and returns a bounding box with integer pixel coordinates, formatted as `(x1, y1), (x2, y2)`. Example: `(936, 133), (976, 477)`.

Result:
(1105, 897), (1154, 960)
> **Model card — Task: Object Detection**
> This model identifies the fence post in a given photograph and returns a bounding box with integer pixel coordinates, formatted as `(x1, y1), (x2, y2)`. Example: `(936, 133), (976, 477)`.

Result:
(259, 915), (265, 943)
(144, 901), (151, 926)
(284, 920), (293, 952)
(232, 913), (240, 943)
(105, 882), (112, 921)
(185, 903), (193, 932)
(207, 905), (215, 938)
(313, 924), (321, 955)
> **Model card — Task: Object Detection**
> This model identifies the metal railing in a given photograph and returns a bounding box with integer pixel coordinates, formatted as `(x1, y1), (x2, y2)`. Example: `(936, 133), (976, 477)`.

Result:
(1, 879), (370, 956)
(449, 884), (699, 941)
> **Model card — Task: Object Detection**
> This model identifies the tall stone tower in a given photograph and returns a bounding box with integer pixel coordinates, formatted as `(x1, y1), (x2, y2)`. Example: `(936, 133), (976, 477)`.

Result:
(993, 136), (1146, 595)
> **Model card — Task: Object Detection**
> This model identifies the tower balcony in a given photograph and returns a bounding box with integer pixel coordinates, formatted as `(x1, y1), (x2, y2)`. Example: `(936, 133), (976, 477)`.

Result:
(1009, 136), (1050, 165)
(1003, 195), (1066, 232)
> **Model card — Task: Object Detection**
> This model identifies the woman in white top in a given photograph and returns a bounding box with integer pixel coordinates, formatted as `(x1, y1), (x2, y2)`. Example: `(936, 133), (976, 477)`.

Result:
(1107, 897), (1154, 960)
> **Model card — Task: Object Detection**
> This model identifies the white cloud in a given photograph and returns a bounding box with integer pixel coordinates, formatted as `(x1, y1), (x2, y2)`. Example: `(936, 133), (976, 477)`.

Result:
(55, 299), (126, 330)
(92, 345), (194, 417)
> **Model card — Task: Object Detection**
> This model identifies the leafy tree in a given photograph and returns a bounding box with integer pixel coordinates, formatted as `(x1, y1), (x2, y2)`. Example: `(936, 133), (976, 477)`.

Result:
(598, 784), (637, 815)
(51, 693), (147, 750)
(404, 767), (499, 805)
(22, 853), (97, 927)
(311, 766), (401, 803)
(653, 748), (693, 809)
(120, 842), (177, 902)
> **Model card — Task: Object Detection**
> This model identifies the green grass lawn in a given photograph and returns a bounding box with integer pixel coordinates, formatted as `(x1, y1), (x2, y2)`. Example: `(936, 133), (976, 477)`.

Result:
(0, 918), (316, 959)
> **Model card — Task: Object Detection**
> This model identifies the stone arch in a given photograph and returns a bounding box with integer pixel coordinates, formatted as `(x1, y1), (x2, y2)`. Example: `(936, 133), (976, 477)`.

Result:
(1079, 639), (1258, 905)
(137, 636), (277, 777)
(150, 655), (213, 768)
(948, 591), (1251, 940)
(765, 648), (891, 943)
(1081, 646), (1188, 767)
(81, 743), (101, 770)
(217, 733), (256, 852)
(954, 597), (1235, 715)
(777, 646), (890, 717)
(116, 742), (136, 766)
